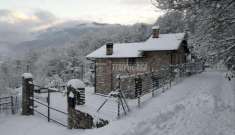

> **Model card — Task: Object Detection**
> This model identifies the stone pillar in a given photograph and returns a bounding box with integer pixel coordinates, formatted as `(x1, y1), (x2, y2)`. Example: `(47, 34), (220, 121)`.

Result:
(67, 79), (97, 129)
(67, 87), (92, 129)
(67, 86), (76, 129)
(22, 73), (34, 115)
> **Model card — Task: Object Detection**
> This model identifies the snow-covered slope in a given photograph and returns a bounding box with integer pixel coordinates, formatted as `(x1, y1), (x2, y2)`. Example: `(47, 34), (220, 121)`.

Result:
(84, 72), (235, 135)
(1, 72), (235, 135)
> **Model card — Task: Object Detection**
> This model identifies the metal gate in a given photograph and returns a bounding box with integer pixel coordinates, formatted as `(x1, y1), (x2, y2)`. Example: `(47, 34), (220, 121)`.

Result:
(30, 84), (68, 127)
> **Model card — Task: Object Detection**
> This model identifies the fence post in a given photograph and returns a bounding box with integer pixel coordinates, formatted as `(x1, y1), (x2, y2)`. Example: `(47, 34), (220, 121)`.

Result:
(117, 98), (120, 119)
(169, 65), (172, 88)
(152, 89), (154, 97)
(11, 96), (14, 114)
(22, 73), (34, 115)
(15, 96), (18, 113)
(67, 79), (86, 129)
(138, 96), (141, 108)
(47, 89), (50, 122)
(67, 86), (75, 129)
(151, 73), (154, 97)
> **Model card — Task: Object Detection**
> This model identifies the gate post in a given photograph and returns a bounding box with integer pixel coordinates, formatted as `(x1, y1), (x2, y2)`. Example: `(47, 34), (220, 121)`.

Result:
(67, 86), (75, 129)
(22, 73), (34, 115)
(67, 79), (86, 129)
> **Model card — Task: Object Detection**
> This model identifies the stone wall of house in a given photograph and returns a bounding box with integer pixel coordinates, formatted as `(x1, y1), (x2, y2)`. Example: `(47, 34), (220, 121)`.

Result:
(143, 51), (171, 71)
(95, 48), (187, 98)
(95, 59), (112, 95)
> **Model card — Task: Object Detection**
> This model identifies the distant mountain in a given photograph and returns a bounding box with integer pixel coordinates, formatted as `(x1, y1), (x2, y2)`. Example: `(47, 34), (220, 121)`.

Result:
(4, 21), (150, 58)
(0, 42), (14, 57)
(9, 21), (117, 55)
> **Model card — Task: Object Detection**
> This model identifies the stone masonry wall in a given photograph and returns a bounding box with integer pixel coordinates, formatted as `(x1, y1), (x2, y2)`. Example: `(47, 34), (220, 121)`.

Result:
(95, 48), (187, 98)
(95, 59), (112, 95)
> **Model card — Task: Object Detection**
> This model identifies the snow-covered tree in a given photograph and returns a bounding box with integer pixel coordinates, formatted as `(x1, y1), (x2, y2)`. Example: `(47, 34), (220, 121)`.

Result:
(0, 22), (152, 93)
(156, 11), (185, 34)
(153, 0), (235, 71)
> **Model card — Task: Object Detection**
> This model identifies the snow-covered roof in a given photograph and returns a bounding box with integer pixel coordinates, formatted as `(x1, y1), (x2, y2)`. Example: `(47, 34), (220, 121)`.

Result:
(87, 42), (143, 58)
(141, 33), (185, 51)
(86, 33), (185, 58)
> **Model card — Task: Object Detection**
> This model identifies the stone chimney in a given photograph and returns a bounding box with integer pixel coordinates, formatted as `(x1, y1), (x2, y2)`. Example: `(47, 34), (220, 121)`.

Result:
(152, 25), (160, 38)
(106, 43), (113, 55)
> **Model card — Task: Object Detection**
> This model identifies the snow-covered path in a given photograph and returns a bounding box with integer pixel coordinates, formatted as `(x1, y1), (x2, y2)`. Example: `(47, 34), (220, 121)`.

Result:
(1, 72), (235, 135)
(83, 72), (235, 135)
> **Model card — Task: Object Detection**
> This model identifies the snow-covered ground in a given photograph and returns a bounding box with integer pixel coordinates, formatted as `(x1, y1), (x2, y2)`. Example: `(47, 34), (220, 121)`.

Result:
(34, 83), (167, 122)
(1, 71), (235, 135)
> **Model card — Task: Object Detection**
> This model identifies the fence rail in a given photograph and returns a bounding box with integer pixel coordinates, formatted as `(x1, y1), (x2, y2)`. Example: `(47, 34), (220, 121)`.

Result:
(29, 84), (68, 127)
(33, 109), (68, 127)
(33, 84), (64, 93)
(32, 98), (68, 115)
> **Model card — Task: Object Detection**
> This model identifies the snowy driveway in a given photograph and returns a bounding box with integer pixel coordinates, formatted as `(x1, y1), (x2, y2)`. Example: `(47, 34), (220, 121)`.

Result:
(1, 72), (235, 135)
(84, 72), (235, 135)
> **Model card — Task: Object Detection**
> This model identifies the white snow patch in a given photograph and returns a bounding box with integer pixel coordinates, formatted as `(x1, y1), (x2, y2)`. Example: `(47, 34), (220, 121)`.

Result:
(67, 79), (85, 89)
(68, 91), (74, 98)
(1, 72), (235, 135)
(152, 25), (160, 29)
(22, 73), (33, 79)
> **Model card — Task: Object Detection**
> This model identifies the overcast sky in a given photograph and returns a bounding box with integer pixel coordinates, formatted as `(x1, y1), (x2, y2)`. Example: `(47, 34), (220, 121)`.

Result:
(0, 0), (161, 25)
(0, 0), (162, 45)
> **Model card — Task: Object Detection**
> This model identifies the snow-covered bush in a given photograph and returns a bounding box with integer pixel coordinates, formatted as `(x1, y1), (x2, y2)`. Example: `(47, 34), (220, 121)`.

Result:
(93, 116), (109, 128)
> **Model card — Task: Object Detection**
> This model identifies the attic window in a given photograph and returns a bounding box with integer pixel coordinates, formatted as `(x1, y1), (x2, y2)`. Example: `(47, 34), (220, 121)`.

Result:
(128, 58), (136, 66)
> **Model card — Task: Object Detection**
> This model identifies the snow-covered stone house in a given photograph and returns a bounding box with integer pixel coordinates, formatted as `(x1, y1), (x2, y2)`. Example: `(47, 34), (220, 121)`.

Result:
(86, 26), (190, 97)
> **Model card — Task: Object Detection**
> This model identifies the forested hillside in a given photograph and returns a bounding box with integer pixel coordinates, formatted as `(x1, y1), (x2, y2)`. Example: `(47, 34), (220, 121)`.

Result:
(0, 22), (152, 94)
(1, 0), (234, 94)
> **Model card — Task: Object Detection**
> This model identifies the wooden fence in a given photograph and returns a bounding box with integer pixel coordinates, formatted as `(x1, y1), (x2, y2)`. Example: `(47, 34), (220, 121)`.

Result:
(118, 62), (205, 107)
(0, 96), (19, 114)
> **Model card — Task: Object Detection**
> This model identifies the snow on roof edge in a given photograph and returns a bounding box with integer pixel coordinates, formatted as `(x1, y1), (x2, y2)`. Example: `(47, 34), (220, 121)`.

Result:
(86, 33), (185, 59)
